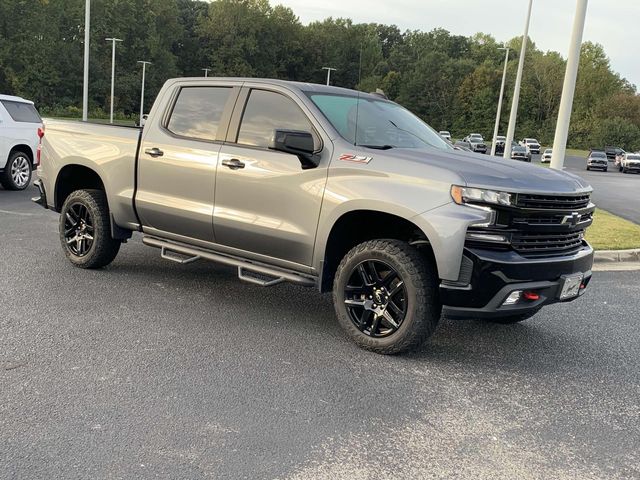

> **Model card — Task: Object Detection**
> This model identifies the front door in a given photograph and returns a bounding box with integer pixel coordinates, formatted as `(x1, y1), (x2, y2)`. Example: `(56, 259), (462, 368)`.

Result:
(136, 84), (238, 242)
(214, 88), (329, 267)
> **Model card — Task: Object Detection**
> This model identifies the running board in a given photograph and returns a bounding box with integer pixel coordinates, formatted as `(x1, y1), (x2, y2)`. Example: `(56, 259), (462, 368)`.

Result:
(143, 236), (315, 287)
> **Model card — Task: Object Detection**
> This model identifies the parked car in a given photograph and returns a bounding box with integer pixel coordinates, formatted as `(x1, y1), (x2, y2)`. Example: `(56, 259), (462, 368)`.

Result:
(511, 145), (531, 162)
(586, 151), (608, 171)
(494, 135), (506, 155)
(438, 130), (451, 141)
(519, 138), (541, 155)
(34, 77), (595, 355)
(541, 148), (552, 163)
(619, 152), (640, 173)
(0, 94), (43, 190)
(604, 146), (624, 161)
(463, 134), (487, 154)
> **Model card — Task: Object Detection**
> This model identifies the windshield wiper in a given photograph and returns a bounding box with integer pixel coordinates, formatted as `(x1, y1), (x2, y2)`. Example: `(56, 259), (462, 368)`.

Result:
(357, 144), (395, 150)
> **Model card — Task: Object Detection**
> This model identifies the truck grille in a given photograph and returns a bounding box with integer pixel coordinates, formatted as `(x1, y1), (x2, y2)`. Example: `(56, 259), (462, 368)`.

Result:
(511, 231), (585, 258)
(515, 193), (591, 210)
(512, 211), (593, 226)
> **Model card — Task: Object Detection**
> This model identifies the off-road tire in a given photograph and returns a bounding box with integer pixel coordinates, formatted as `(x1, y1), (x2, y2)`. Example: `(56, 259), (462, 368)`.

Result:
(1, 151), (32, 190)
(333, 239), (441, 355)
(59, 189), (120, 269)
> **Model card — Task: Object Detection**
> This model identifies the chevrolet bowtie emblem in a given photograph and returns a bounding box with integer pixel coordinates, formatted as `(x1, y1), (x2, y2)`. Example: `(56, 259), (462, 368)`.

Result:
(561, 212), (582, 227)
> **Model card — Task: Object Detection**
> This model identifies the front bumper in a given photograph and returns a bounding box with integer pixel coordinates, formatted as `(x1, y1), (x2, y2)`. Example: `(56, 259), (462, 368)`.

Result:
(441, 244), (593, 318)
(624, 163), (640, 171)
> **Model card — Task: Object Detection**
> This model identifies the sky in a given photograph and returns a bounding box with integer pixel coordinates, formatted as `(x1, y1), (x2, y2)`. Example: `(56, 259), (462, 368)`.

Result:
(274, 0), (639, 90)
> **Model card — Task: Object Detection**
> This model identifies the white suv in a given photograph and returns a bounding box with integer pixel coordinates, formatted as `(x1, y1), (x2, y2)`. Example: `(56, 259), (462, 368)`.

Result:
(0, 95), (43, 190)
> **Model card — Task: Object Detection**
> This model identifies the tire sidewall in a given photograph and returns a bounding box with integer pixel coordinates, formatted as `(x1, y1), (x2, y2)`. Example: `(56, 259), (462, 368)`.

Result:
(59, 191), (102, 267)
(333, 241), (439, 353)
(4, 152), (32, 190)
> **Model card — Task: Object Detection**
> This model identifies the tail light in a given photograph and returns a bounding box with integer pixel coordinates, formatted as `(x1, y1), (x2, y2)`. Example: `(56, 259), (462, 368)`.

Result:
(35, 125), (45, 166)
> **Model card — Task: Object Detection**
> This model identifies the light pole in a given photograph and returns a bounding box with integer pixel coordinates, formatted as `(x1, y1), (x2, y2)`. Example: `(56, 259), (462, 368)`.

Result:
(202, 68), (210, 77)
(491, 47), (510, 156)
(105, 37), (123, 124)
(550, 0), (589, 170)
(322, 67), (337, 86)
(503, 0), (534, 158)
(137, 61), (151, 125)
(82, 0), (90, 121)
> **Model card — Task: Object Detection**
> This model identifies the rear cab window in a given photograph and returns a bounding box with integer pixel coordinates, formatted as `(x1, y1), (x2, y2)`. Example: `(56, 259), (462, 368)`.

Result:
(166, 87), (232, 141)
(1, 100), (42, 123)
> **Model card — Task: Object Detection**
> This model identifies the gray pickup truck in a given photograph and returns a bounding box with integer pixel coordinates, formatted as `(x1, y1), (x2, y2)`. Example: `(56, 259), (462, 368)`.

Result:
(33, 78), (595, 354)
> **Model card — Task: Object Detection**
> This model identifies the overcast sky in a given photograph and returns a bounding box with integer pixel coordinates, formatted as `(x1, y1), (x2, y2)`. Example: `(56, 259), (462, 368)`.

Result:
(274, 0), (639, 90)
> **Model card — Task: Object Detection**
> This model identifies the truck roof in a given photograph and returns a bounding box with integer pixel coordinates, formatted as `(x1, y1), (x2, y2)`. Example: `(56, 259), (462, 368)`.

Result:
(171, 77), (383, 100)
(0, 94), (33, 104)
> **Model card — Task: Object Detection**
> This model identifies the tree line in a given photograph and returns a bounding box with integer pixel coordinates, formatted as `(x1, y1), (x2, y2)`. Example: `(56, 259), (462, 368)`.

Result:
(1, 0), (639, 150)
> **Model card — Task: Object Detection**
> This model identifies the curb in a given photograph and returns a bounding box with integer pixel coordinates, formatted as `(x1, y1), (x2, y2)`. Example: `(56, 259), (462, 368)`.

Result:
(593, 248), (640, 263)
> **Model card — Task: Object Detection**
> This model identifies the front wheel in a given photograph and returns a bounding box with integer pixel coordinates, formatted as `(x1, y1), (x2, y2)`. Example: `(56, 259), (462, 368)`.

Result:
(333, 239), (441, 355)
(59, 189), (121, 269)
(1, 151), (32, 190)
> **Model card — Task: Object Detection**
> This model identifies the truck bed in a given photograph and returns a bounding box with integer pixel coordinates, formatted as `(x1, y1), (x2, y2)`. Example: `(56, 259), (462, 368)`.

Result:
(39, 119), (141, 229)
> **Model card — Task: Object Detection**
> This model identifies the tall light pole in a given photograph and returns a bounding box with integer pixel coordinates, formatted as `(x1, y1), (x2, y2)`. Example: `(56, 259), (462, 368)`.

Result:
(550, 0), (589, 170)
(503, 0), (534, 158)
(105, 37), (123, 124)
(202, 68), (210, 77)
(490, 47), (510, 156)
(82, 0), (90, 121)
(322, 67), (337, 86)
(137, 61), (151, 124)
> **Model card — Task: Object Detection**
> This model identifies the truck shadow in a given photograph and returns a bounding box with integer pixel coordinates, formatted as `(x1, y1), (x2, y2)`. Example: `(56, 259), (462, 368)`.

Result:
(102, 247), (605, 376)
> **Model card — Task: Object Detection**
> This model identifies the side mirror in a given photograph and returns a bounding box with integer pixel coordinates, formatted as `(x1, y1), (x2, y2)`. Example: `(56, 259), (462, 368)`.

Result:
(269, 129), (319, 169)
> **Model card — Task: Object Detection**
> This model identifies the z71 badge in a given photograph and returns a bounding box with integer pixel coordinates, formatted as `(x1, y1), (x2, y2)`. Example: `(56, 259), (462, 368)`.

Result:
(339, 154), (373, 164)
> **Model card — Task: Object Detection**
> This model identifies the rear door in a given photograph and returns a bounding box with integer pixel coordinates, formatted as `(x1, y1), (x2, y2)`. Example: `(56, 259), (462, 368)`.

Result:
(213, 86), (330, 267)
(136, 82), (240, 242)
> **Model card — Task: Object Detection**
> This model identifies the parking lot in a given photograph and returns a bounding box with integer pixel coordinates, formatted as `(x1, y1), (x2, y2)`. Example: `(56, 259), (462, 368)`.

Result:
(1, 186), (639, 479)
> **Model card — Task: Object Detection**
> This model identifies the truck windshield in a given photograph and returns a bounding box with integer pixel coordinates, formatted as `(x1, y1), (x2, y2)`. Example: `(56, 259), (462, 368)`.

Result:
(307, 92), (451, 151)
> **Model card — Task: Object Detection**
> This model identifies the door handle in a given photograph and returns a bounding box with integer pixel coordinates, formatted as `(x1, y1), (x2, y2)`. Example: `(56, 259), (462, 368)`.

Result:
(145, 147), (164, 158)
(221, 158), (245, 170)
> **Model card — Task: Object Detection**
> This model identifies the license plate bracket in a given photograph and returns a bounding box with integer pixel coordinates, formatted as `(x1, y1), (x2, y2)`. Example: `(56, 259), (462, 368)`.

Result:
(559, 274), (583, 300)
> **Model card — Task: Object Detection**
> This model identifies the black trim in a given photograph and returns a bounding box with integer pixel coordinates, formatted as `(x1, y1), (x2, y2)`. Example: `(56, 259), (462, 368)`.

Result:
(440, 245), (594, 318)
(31, 179), (48, 209)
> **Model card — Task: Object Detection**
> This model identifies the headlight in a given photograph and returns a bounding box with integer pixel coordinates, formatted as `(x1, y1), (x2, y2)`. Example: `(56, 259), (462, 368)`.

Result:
(451, 185), (513, 206)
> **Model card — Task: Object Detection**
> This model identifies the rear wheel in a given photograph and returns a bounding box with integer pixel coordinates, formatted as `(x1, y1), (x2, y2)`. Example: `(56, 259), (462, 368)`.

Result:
(59, 189), (121, 269)
(333, 239), (441, 355)
(1, 151), (32, 190)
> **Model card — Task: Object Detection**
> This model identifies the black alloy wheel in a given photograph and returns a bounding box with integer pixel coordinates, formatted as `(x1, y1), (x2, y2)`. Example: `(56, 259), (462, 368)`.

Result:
(343, 260), (408, 338)
(63, 202), (95, 257)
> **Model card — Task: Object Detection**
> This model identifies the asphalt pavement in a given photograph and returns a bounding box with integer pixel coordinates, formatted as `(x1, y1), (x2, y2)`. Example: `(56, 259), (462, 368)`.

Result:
(1, 187), (639, 479)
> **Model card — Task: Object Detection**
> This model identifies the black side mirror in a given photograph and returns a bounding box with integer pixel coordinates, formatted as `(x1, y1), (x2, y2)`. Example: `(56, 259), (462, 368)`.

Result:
(269, 129), (320, 169)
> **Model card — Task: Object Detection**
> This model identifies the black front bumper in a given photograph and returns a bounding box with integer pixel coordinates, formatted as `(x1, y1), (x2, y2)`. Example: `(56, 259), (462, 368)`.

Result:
(441, 245), (593, 319)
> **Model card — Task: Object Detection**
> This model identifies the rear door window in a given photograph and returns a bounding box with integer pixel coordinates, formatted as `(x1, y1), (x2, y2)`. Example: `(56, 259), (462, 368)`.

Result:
(1, 100), (41, 123)
(167, 87), (232, 141)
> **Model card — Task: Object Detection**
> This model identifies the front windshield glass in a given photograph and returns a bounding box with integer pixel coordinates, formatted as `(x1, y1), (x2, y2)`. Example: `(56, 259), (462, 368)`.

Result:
(591, 152), (606, 158)
(307, 92), (452, 151)
(627, 155), (640, 160)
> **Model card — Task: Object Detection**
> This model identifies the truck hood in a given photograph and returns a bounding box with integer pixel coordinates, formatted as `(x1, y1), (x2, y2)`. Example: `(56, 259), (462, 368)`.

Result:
(379, 147), (592, 194)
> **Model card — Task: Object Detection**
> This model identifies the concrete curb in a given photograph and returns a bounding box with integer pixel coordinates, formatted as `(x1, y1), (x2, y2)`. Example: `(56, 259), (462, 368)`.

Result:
(593, 248), (640, 263)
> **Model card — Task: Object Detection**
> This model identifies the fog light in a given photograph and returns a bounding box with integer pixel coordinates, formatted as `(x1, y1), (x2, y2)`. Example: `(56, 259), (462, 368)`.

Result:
(503, 290), (522, 306)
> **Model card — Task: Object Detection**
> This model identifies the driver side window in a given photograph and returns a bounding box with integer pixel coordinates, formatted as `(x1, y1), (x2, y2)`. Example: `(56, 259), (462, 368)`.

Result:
(237, 89), (315, 149)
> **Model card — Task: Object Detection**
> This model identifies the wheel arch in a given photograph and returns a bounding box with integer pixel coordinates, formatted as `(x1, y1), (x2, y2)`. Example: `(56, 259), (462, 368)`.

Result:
(7, 144), (34, 165)
(54, 164), (106, 212)
(317, 208), (437, 293)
